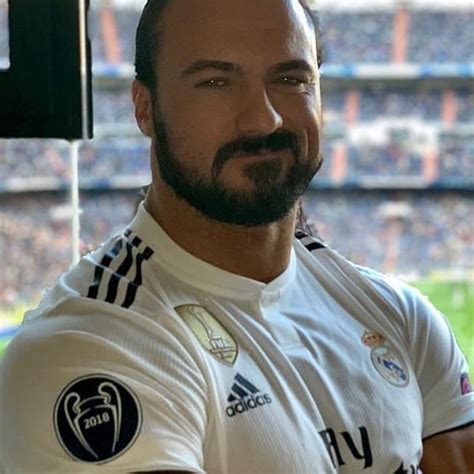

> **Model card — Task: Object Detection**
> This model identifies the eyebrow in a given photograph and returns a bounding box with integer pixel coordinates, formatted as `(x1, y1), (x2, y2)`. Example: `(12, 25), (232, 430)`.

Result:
(181, 60), (238, 77)
(180, 58), (316, 78)
(270, 60), (315, 75)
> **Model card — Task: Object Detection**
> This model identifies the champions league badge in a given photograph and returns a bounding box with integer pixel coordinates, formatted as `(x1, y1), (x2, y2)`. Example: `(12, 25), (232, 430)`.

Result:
(54, 374), (142, 464)
(362, 330), (410, 388)
(175, 304), (238, 366)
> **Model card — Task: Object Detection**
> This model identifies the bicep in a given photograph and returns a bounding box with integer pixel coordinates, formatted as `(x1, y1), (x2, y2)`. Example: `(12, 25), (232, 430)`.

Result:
(420, 424), (474, 474)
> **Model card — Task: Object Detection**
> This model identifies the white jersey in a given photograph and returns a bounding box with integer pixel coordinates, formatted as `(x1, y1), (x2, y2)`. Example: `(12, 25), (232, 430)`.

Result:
(1, 204), (472, 474)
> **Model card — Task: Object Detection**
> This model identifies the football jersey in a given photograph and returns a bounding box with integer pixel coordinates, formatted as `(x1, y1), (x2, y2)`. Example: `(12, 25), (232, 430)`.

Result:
(0, 204), (472, 474)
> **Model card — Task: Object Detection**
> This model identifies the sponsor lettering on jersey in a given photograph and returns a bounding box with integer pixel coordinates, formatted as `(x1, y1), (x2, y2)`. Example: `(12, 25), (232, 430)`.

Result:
(319, 426), (421, 472)
(54, 374), (142, 464)
(362, 330), (409, 387)
(175, 304), (238, 366)
(318, 426), (373, 469)
(226, 373), (272, 417)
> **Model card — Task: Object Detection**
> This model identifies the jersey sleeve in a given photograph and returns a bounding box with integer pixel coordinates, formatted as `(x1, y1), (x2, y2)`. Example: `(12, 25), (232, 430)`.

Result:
(0, 300), (208, 473)
(368, 275), (474, 439)
(405, 288), (474, 438)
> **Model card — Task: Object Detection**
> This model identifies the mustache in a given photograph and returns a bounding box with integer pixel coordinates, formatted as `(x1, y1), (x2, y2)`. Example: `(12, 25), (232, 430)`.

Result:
(212, 131), (299, 178)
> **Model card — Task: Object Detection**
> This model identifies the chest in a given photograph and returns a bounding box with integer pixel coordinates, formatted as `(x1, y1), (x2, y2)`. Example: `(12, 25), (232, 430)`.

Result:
(198, 298), (423, 473)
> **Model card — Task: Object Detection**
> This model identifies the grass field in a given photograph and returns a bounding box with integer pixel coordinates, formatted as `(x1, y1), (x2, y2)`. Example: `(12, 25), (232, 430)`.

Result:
(413, 279), (473, 380)
(1, 280), (473, 379)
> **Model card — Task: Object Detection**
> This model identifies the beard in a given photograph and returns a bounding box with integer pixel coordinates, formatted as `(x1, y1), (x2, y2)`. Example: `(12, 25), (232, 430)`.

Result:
(153, 114), (322, 227)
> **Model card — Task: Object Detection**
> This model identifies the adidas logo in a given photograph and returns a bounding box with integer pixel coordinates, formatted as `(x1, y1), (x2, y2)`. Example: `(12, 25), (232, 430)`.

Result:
(226, 373), (272, 418)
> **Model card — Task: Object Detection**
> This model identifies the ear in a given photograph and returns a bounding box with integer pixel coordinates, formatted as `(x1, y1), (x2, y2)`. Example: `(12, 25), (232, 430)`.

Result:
(132, 79), (155, 138)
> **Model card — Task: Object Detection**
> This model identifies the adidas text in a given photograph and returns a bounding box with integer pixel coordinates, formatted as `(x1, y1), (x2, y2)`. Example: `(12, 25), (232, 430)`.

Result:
(226, 394), (272, 417)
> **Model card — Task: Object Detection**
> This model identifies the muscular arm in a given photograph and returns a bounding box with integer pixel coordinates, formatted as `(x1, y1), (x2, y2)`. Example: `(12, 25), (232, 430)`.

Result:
(420, 424), (474, 474)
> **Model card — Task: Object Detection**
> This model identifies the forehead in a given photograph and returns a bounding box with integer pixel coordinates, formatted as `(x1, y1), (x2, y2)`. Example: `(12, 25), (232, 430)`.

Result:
(157, 0), (317, 70)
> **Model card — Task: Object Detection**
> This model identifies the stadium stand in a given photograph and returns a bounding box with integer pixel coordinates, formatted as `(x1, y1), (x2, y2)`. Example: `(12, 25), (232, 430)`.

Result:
(457, 89), (474, 123)
(0, 0), (473, 306)
(321, 12), (395, 64)
(407, 11), (474, 64)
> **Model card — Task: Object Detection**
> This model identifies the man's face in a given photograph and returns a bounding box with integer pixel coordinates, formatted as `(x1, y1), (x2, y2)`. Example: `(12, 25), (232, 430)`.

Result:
(151, 0), (322, 226)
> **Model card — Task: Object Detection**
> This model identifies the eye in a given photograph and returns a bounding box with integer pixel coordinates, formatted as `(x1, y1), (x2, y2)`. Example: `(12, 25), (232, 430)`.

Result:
(274, 75), (316, 92)
(277, 76), (307, 86)
(195, 78), (229, 88)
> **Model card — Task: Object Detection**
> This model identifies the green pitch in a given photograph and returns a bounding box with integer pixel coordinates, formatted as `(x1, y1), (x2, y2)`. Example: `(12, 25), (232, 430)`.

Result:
(0, 339), (9, 356)
(413, 279), (473, 381)
(1, 280), (473, 380)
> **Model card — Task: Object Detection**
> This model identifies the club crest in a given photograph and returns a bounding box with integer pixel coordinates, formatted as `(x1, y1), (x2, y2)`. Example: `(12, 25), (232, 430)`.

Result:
(362, 330), (410, 388)
(54, 374), (141, 464)
(175, 304), (238, 366)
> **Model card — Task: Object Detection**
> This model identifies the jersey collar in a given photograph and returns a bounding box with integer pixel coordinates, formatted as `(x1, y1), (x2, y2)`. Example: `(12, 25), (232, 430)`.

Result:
(128, 203), (297, 302)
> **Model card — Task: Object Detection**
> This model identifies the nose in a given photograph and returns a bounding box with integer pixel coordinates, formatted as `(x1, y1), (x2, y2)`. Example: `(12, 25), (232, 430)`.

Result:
(235, 85), (283, 137)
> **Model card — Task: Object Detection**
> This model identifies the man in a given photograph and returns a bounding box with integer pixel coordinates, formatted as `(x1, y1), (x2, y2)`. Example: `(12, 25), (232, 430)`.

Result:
(0, 0), (472, 472)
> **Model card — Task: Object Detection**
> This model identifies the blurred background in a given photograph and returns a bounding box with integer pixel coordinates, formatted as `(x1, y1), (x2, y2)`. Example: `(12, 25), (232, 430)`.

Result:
(0, 0), (473, 369)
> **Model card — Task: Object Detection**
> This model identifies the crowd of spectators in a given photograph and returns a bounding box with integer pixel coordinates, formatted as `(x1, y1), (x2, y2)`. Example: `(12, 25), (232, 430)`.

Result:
(304, 190), (473, 276)
(346, 141), (424, 177)
(0, 140), (70, 180)
(438, 134), (474, 181)
(0, 192), (136, 306)
(1, 190), (472, 306)
(87, 6), (105, 66)
(355, 90), (442, 123)
(320, 10), (474, 64)
(79, 138), (149, 177)
(407, 12), (474, 64)
(93, 88), (136, 125)
(320, 12), (394, 64)
(324, 88), (474, 125)
(114, 6), (141, 67)
(456, 90), (474, 123)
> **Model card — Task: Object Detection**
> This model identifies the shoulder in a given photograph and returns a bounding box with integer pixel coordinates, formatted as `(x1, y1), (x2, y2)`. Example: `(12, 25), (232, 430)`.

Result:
(72, 229), (157, 311)
(294, 230), (443, 332)
(28, 228), (164, 326)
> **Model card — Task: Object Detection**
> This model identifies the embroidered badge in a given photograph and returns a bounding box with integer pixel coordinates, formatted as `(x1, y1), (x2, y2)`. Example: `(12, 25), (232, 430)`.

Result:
(460, 373), (473, 395)
(175, 304), (238, 366)
(362, 330), (409, 388)
(54, 374), (142, 464)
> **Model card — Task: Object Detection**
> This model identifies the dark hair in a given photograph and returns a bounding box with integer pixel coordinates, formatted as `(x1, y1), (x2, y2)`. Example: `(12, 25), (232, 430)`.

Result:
(135, 0), (324, 93)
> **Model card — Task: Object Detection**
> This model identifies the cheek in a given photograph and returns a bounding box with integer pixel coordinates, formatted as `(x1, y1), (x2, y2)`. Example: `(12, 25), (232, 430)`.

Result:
(159, 116), (224, 176)
(164, 105), (236, 164)
(289, 101), (321, 156)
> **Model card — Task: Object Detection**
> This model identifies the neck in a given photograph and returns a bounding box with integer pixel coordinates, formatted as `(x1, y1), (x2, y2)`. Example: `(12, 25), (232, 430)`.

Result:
(144, 181), (297, 284)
